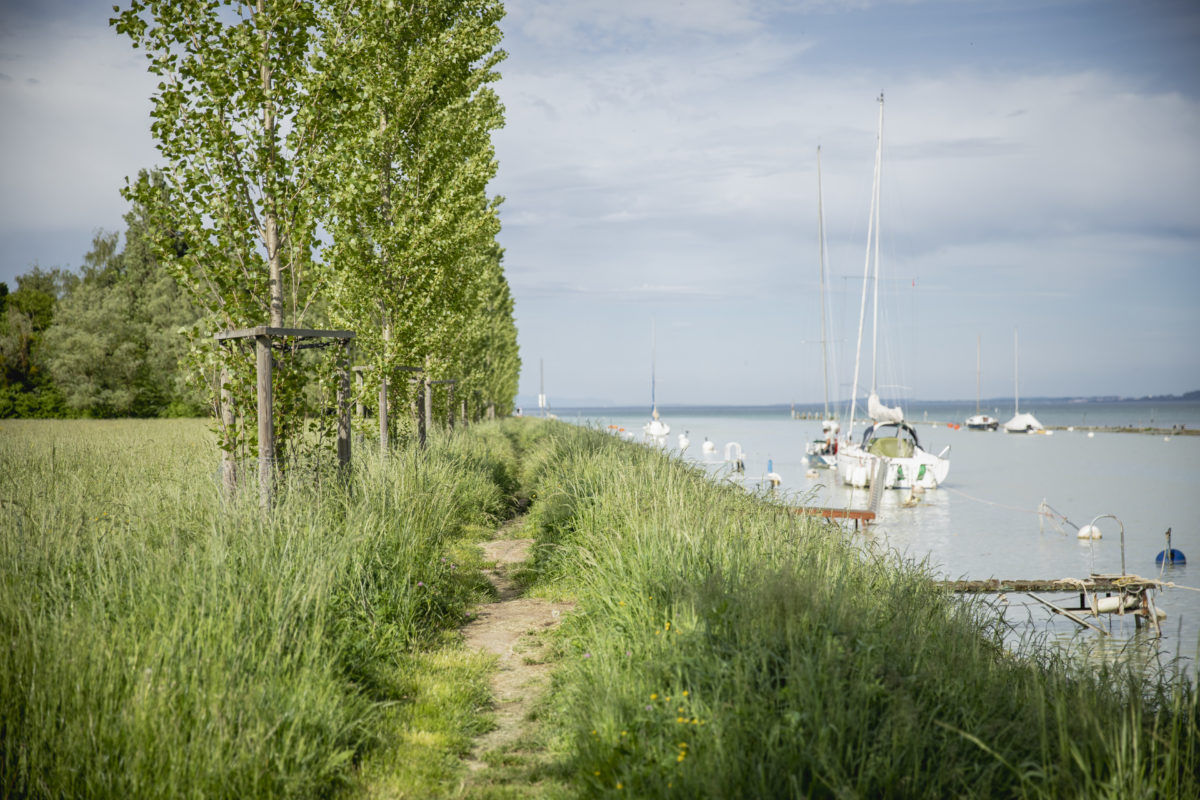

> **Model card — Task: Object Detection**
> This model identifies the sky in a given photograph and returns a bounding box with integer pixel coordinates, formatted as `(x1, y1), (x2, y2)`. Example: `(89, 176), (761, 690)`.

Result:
(2, 1), (1198, 408)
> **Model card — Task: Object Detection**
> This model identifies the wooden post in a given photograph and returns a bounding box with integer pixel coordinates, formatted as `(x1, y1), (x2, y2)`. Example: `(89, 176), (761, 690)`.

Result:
(354, 368), (364, 419)
(447, 381), (456, 430)
(337, 341), (351, 472)
(423, 374), (432, 445)
(255, 333), (275, 509)
(219, 360), (237, 497)
(379, 374), (389, 458)
(487, 401), (495, 421)
(461, 393), (469, 428)
(414, 377), (427, 448)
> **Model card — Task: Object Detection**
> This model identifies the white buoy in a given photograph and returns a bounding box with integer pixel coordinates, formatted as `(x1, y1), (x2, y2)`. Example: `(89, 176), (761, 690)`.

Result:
(678, 431), (690, 452)
(702, 437), (716, 455)
(1077, 524), (1102, 540)
(1087, 431), (1095, 438)
(805, 468), (818, 479)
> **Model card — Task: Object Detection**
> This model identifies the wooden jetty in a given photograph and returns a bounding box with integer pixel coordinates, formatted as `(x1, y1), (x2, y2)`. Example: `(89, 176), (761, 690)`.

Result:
(792, 506), (876, 529)
(936, 574), (1167, 636)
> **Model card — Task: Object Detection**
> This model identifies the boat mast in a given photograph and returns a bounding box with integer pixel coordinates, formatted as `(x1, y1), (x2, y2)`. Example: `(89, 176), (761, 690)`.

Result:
(848, 94), (884, 436)
(1013, 328), (1020, 416)
(651, 319), (659, 421)
(976, 334), (982, 415)
(870, 93), (884, 398)
(817, 145), (830, 420)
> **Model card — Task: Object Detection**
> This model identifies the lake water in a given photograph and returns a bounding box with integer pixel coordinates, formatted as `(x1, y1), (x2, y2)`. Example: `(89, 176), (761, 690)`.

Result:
(553, 400), (1200, 663)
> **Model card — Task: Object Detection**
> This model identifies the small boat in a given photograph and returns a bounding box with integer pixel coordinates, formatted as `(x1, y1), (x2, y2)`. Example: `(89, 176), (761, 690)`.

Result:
(966, 334), (999, 430)
(677, 431), (690, 452)
(805, 418), (840, 468)
(1003, 329), (1044, 433)
(701, 437), (716, 455)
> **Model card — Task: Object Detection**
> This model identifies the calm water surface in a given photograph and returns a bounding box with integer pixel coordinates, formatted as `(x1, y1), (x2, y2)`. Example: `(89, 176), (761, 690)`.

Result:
(557, 401), (1200, 662)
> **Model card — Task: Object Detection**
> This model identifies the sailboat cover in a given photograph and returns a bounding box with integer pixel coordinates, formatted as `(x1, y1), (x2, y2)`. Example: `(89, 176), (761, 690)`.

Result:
(868, 391), (904, 424)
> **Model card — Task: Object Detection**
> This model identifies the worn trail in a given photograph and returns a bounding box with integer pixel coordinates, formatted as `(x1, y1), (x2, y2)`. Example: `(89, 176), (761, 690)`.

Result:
(460, 517), (573, 778)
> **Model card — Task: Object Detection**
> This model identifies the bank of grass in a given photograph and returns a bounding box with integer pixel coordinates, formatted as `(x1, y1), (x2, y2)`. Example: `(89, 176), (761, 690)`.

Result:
(0, 418), (520, 798)
(511, 419), (1200, 798)
(4, 416), (1198, 798)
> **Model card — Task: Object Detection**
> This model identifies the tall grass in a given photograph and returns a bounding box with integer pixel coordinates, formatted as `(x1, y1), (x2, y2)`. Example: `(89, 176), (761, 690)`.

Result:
(511, 420), (1200, 798)
(0, 419), (518, 798)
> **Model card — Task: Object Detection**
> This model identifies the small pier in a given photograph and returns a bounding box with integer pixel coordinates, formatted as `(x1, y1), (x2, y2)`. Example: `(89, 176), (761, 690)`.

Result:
(937, 574), (1167, 636)
(792, 506), (876, 529)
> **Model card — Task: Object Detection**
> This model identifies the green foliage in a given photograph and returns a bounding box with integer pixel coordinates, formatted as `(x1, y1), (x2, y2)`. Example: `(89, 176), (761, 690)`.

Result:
(509, 419), (1200, 799)
(0, 267), (75, 417)
(110, 0), (520, 456)
(310, 0), (516, 428)
(44, 198), (205, 418)
(0, 419), (520, 798)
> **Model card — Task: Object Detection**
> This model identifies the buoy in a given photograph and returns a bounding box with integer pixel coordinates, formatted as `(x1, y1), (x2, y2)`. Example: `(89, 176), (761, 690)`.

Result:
(1094, 595), (1140, 614)
(702, 437), (716, 455)
(1077, 524), (1102, 540)
(678, 431), (690, 452)
(1087, 431), (1095, 438)
(805, 468), (818, 479)
(1155, 528), (1186, 565)
(765, 459), (782, 487)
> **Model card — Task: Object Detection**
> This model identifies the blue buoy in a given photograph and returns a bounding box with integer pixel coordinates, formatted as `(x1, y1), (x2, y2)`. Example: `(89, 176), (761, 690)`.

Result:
(1156, 549), (1186, 566)
(1156, 527), (1186, 566)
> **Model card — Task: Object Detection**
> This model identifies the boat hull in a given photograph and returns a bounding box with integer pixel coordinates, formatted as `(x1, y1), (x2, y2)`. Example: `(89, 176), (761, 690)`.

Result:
(836, 446), (949, 489)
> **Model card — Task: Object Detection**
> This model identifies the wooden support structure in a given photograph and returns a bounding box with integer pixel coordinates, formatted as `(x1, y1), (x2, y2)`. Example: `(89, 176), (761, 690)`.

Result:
(214, 326), (355, 508)
(938, 574), (1166, 637)
(792, 506), (876, 529)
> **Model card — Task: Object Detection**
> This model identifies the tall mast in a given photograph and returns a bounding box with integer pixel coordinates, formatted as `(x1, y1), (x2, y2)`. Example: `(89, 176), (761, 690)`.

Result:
(848, 93), (884, 436)
(869, 93), (884, 396)
(1013, 328), (1020, 415)
(651, 319), (659, 420)
(817, 146), (830, 419)
(976, 334), (982, 414)
(538, 358), (546, 415)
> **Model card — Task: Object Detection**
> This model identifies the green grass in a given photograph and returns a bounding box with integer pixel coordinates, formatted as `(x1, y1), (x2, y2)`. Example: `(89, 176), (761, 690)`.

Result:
(2, 416), (1197, 798)
(509, 420), (1200, 799)
(0, 418), (520, 799)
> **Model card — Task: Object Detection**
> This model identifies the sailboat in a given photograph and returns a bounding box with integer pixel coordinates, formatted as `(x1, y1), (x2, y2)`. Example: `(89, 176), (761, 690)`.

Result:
(643, 320), (670, 442)
(965, 335), (999, 430)
(835, 94), (950, 490)
(1003, 329), (1044, 433)
(805, 145), (840, 468)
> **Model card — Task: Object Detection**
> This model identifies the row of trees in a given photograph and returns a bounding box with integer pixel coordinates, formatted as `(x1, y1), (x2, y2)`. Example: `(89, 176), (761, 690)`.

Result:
(0, 2), (521, 438)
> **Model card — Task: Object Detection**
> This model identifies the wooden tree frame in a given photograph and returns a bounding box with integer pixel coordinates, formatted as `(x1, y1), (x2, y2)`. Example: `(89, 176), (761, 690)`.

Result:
(215, 326), (355, 508)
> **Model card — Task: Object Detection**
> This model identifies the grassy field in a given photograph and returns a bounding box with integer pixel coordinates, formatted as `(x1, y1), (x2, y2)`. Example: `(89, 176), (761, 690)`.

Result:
(2, 417), (1197, 798)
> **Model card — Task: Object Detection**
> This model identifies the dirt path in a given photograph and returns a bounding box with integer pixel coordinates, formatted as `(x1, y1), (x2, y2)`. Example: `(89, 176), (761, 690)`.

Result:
(460, 518), (573, 777)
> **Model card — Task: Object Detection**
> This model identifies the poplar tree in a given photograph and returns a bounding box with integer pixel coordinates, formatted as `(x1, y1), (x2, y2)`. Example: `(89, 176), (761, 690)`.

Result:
(310, 0), (509, 438)
(112, 0), (325, 460)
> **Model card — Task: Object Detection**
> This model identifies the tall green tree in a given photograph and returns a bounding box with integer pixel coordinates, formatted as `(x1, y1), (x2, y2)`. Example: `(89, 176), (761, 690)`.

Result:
(113, 0), (329, 457)
(310, 0), (510, 433)
(44, 199), (204, 418)
(0, 268), (75, 417)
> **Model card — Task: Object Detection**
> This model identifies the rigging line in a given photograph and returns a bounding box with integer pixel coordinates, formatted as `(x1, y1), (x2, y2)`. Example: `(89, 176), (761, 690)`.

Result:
(940, 485), (1061, 518)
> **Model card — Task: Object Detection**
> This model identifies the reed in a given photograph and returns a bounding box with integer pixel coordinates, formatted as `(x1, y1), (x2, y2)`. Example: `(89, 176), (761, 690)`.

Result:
(511, 420), (1200, 798)
(0, 419), (516, 799)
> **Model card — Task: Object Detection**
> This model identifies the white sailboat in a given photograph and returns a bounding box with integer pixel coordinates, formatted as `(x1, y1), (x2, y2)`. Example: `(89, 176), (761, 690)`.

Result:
(835, 94), (950, 490)
(965, 335), (999, 430)
(643, 320), (670, 442)
(1003, 329), (1044, 433)
(805, 145), (840, 468)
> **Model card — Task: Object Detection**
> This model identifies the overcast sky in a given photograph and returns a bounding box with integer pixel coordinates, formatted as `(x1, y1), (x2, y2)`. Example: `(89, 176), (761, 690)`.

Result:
(2, 1), (1198, 407)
